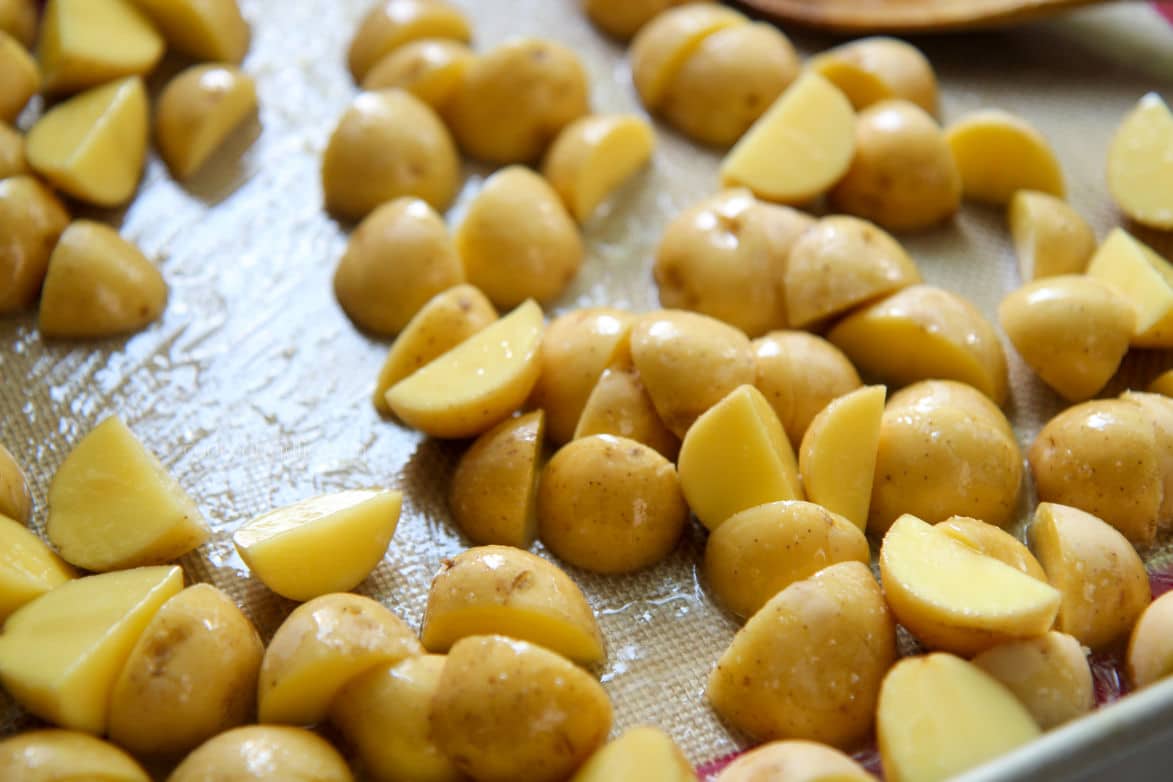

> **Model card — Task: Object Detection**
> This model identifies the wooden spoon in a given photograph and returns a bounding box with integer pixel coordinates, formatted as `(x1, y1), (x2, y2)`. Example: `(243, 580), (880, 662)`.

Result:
(737, 0), (1106, 32)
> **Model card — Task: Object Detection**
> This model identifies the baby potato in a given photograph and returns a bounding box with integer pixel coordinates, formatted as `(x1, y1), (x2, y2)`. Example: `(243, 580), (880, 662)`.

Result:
(785, 215), (921, 329)
(0, 0), (35, 47)
(571, 726), (696, 782)
(542, 114), (656, 224)
(972, 631), (1094, 729)
(0, 442), (30, 523)
(0, 122), (26, 179)
(709, 562), (896, 748)
(334, 197), (463, 336)
(937, 515), (1047, 582)
(0, 176), (70, 314)
(1154, 369), (1173, 397)
(1122, 391), (1173, 529)
(1128, 591), (1173, 689)
(447, 38), (589, 164)
(362, 39), (474, 111)
(421, 545), (605, 664)
(431, 635), (613, 782)
(456, 166), (583, 309)
(449, 411), (544, 548)
(169, 726), (353, 782)
(629, 309), (755, 437)
(128, 0), (249, 64)
(1008, 190), (1096, 280)
(0, 514), (76, 622)
(1108, 92), (1173, 230)
(155, 64), (258, 180)
(321, 89), (459, 221)
(808, 36), (938, 115)
(0, 30), (37, 123)
(574, 363), (681, 460)
(108, 584), (264, 756)
(704, 500), (869, 619)
(999, 275), (1134, 402)
(799, 385), (885, 531)
(258, 592), (423, 726)
(946, 109), (1065, 204)
(716, 740), (873, 782)
(660, 22), (800, 147)
(583, 0), (709, 40)
(887, 378), (1013, 439)
(830, 99), (961, 232)
(629, 4), (746, 111)
(538, 434), (687, 574)
(0, 730), (150, 782)
(347, 0), (471, 82)
(1086, 228), (1173, 348)
(37, 0), (163, 96)
(1029, 399), (1163, 546)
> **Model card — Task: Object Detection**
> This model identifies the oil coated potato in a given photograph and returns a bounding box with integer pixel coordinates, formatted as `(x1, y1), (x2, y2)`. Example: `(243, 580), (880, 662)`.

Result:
(574, 363), (681, 460)
(1123, 391), (1173, 528)
(258, 592), (423, 726)
(449, 411), (544, 548)
(0, 513), (76, 621)
(937, 515), (1047, 582)
(0, 31), (37, 122)
(37, 0), (163, 95)
(421, 545), (605, 664)
(0, 177), (69, 315)
(799, 385), (885, 531)
(1008, 190), (1096, 280)
(0, 0), (35, 46)
(1108, 92), (1173, 229)
(629, 3), (746, 110)
(334, 197), (463, 336)
(347, 0), (471, 82)
(108, 584), (264, 756)
(629, 309), (756, 438)
(155, 64), (257, 180)
(889, 378), (1014, 438)
(538, 434), (687, 573)
(129, 0), (249, 63)
(972, 631), (1093, 729)
(0, 441), (30, 524)
(0, 730), (150, 782)
(703, 500), (869, 619)
(830, 99), (961, 232)
(808, 36), (938, 115)
(456, 166), (583, 309)
(785, 216), (921, 329)
(709, 562), (896, 748)
(542, 114), (656, 224)
(999, 275), (1134, 401)
(571, 726), (696, 782)
(1128, 591), (1173, 689)
(946, 109), (1065, 204)
(1154, 369), (1173, 397)
(716, 740), (873, 782)
(168, 726), (354, 782)
(431, 635), (613, 782)
(447, 38), (589, 164)
(362, 39), (474, 111)
(1087, 228), (1173, 348)
(583, 0), (709, 40)
(0, 122), (26, 179)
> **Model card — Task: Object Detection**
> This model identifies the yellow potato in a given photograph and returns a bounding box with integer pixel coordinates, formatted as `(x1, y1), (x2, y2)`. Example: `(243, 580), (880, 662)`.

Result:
(0, 565), (183, 733)
(799, 385), (885, 530)
(0, 0), (35, 47)
(887, 378), (1013, 439)
(449, 411), (544, 548)
(703, 500), (868, 619)
(372, 284), (497, 415)
(1121, 390), (1173, 529)
(421, 545), (604, 664)
(999, 275), (1134, 402)
(385, 299), (544, 438)
(155, 64), (257, 180)
(1008, 190), (1096, 280)
(0, 122), (26, 179)
(1086, 228), (1173, 348)
(169, 726), (353, 782)
(574, 363), (680, 460)
(709, 562), (896, 747)
(331, 655), (461, 782)
(456, 166), (583, 309)
(0, 30), (37, 122)
(829, 284), (1008, 405)
(972, 631), (1093, 730)
(362, 39), (473, 111)
(39, 220), (167, 339)
(1029, 399), (1163, 546)
(0, 441), (30, 523)
(572, 726), (695, 782)
(716, 740), (873, 782)
(0, 513), (76, 621)
(808, 36), (938, 115)
(660, 22), (800, 147)
(234, 489), (402, 601)
(432, 635), (613, 782)
(937, 515), (1047, 582)
(677, 384), (802, 531)
(528, 307), (634, 444)
(946, 109), (1065, 204)
(830, 99), (961, 232)
(538, 434), (687, 573)
(258, 592), (422, 725)
(1128, 591), (1173, 689)
(37, 0), (163, 95)
(583, 0), (710, 40)
(751, 331), (862, 450)
(26, 76), (148, 207)
(0, 176), (69, 314)
(1153, 370), (1173, 397)
(720, 72), (855, 205)
(0, 730), (150, 782)
(629, 4), (746, 110)
(785, 216), (921, 329)
(108, 584), (264, 756)
(129, 0), (249, 63)
(1108, 92), (1173, 229)
(542, 114), (656, 223)
(447, 38), (589, 164)
(347, 0), (470, 83)
(877, 653), (1040, 782)
(1030, 502), (1150, 650)
(629, 309), (755, 437)
(47, 416), (207, 571)
(322, 89), (459, 221)
(334, 197), (462, 336)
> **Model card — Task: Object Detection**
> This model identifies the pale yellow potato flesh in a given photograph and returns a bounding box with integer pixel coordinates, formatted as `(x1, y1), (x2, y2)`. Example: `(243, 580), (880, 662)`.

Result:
(808, 36), (939, 115)
(1008, 190), (1096, 280)
(258, 592), (423, 726)
(574, 363), (681, 460)
(155, 64), (257, 180)
(0, 176), (70, 314)
(39, 220), (168, 339)
(129, 0), (249, 63)
(1151, 369), (1173, 397)
(0, 441), (31, 523)
(1108, 92), (1173, 229)
(542, 114), (656, 224)
(361, 38), (473, 110)
(703, 500), (869, 619)
(26, 76), (149, 207)
(421, 545), (605, 664)
(347, 0), (470, 83)
(234, 489), (401, 602)
(107, 584), (264, 756)
(0, 0), (35, 47)
(799, 385), (885, 531)
(386, 299), (544, 438)
(877, 653), (1040, 782)
(0, 565), (183, 733)
(1086, 227), (1173, 348)
(0, 122), (26, 179)
(37, 0), (163, 95)
(720, 72), (856, 205)
(629, 3), (746, 110)
(0, 730), (150, 782)
(972, 631), (1094, 730)
(0, 31), (37, 123)
(880, 514), (1061, 655)
(716, 740), (874, 782)
(677, 384), (802, 531)
(1122, 390), (1173, 528)
(937, 515), (1047, 582)
(572, 726), (697, 782)
(946, 109), (1065, 204)
(169, 725), (354, 782)
(1128, 591), (1173, 689)
(1030, 502), (1151, 650)
(0, 513), (76, 622)
(46, 416), (207, 571)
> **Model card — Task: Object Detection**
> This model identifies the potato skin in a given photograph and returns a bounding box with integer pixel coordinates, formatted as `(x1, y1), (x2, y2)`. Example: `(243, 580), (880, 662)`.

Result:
(0, 442), (30, 524)
(169, 725), (353, 782)
(1129, 591), (1173, 689)
(972, 631), (1093, 729)
(0, 729), (150, 781)
(0, 175), (70, 314)
(716, 740), (873, 782)
(583, 0), (707, 40)
(574, 363), (680, 460)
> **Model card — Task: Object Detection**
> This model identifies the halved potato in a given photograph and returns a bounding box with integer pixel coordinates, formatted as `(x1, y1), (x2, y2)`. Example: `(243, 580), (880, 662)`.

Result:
(574, 363), (680, 460)
(572, 726), (696, 782)
(1086, 228), (1173, 348)
(1129, 591), (1173, 689)
(0, 121), (26, 179)
(808, 36), (938, 114)
(1121, 390), (1173, 529)
(629, 3), (746, 111)
(0, 513), (76, 622)
(0, 730), (150, 782)
(37, 0), (163, 95)
(0, 176), (70, 314)
(937, 515), (1047, 582)
(347, 0), (471, 83)
(1008, 190), (1096, 280)
(362, 39), (474, 111)
(169, 726), (353, 782)
(972, 631), (1093, 729)
(0, 442), (30, 523)
(0, 30), (38, 122)
(716, 740), (873, 782)
(945, 109), (1064, 204)
(155, 64), (258, 180)
(1108, 92), (1173, 230)
(0, 0), (35, 47)
(1154, 369), (1173, 397)
(542, 114), (655, 224)
(129, 0), (249, 63)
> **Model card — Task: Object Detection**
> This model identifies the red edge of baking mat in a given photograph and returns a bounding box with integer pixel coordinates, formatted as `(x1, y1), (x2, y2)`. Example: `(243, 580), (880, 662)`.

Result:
(1157, 2), (1173, 23)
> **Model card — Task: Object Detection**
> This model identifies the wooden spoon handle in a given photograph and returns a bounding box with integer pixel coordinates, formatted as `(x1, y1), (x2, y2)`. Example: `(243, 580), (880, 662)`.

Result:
(735, 0), (1108, 32)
